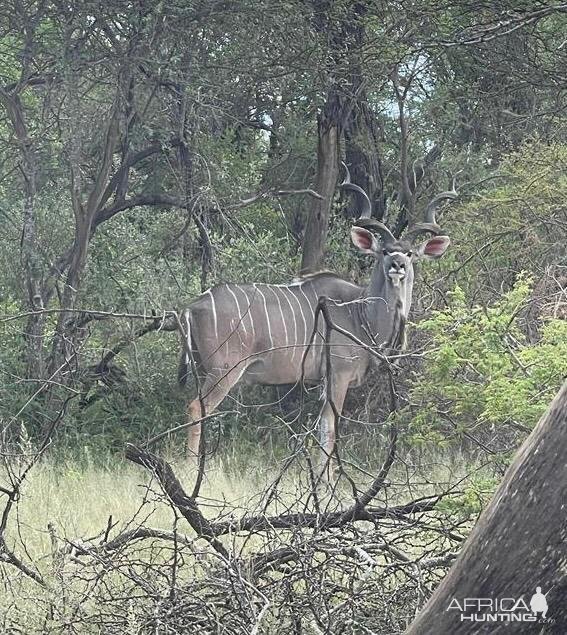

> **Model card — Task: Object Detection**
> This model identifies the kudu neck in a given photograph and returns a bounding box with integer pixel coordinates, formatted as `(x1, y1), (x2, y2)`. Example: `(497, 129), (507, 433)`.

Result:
(363, 260), (413, 344)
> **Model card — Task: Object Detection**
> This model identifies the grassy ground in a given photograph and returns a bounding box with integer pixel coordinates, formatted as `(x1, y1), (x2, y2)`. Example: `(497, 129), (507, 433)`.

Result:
(0, 443), (486, 633)
(3, 442), (486, 556)
(4, 452), (271, 559)
(0, 452), (274, 632)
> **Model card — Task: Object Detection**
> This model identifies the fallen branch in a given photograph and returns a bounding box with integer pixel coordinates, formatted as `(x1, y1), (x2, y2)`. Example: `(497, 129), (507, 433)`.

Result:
(212, 495), (444, 536)
(125, 446), (448, 540)
(66, 526), (196, 556)
(125, 444), (229, 559)
(0, 537), (45, 587)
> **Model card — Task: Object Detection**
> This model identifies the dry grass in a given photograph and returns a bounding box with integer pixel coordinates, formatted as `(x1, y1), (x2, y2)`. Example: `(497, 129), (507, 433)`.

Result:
(4, 445), (480, 558)
(4, 453), (272, 559)
(0, 446), (481, 633)
(0, 454), (275, 632)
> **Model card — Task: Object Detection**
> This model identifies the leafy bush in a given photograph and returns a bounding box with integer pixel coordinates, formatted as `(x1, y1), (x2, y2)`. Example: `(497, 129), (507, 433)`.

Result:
(407, 274), (566, 446)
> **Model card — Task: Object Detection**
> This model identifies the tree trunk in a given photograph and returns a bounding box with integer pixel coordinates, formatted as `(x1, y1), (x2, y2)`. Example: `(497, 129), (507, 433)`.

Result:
(406, 381), (567, 634)
(344, 95), (385, 221)
(0, 89), (47, 379)
(300, 92), (343, 274)
(342, 3), (385, 222)
(48, 215), (93, 377)
(302, 1), (378, 272)
(48, 50), (122, 378)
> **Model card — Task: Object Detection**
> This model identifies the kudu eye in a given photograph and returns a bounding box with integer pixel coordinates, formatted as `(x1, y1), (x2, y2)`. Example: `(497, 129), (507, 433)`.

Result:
(382, 249), (388, 256)
(406, 251), (413, 257)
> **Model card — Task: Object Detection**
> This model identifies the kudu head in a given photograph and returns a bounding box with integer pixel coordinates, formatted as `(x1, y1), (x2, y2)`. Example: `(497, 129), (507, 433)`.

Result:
(341, 164), (452, 298)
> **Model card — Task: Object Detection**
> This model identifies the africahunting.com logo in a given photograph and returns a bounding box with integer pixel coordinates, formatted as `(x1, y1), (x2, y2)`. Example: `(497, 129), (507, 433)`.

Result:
(447, 587), (553, 624)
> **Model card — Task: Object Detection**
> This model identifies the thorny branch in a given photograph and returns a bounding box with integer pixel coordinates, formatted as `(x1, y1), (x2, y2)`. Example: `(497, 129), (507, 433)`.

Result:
(125, 444), (229, 559)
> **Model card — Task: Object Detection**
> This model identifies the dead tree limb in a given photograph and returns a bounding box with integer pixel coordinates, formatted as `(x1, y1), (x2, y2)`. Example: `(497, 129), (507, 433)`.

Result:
(406, 381), (567, 634)
(125, 443), (449, 539)
(211, 495), (444, 536)
(0, 538), (45, 587)
(124, 444), (229, 559)
(66, 526), (196, 557)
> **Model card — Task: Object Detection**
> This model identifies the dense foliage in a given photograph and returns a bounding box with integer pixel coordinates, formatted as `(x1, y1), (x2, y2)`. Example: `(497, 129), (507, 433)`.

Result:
(0, 1), (564, 456)
(406, 143), (567, 450)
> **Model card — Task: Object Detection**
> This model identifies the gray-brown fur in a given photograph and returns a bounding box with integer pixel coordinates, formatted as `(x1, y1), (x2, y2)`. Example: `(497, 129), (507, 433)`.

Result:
(178, 172), (453, 469)
(179, 270), (402, 395)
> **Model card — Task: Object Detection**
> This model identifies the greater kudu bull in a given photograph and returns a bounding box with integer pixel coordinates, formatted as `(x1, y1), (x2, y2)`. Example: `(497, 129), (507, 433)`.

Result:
(178, 169), (453, 467)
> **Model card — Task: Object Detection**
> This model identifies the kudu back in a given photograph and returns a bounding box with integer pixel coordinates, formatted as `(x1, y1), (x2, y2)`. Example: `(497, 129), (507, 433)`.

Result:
(178, 167), (453, 466)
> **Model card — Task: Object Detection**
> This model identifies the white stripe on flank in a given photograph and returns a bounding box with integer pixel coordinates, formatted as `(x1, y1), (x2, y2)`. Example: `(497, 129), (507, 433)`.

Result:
(281, 287), (298, 362)
(299, 285), (314, 334)
(184, 309), (191, 366)
(299, 285), (313, 310)
(290, 288), (307, 348)
(238, 285), (255, 336)
(206, 289), (218, 339)
(308, 283), (319, 309)
(271, 286), (289, 351)
(254, 284), (273, 350)
(226, 285), (247, 336)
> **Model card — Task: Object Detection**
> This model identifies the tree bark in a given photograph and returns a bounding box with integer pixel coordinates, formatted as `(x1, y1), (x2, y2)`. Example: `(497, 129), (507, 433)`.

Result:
(406, 381), (567, 634)
(301, 1), (378, 272)
(344, 98), (385, 221)
(342, 3), (385, 221)
(48, 109), (120, 377)
(300, 92), (343, 274)
(0, 89), (47, 379)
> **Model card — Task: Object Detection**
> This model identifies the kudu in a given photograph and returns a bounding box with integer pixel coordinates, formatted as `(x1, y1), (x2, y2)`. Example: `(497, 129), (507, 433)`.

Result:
(178, 168), (453, 466)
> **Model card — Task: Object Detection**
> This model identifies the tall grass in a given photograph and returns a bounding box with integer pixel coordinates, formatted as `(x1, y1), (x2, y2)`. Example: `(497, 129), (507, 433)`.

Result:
(4, 451), (275, 559)
(0, 443), (487, 633)
(1, 451), (279, 632)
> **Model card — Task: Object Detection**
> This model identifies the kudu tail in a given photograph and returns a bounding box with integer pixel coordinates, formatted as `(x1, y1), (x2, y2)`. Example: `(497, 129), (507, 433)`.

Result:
(178, 310), (193, 386)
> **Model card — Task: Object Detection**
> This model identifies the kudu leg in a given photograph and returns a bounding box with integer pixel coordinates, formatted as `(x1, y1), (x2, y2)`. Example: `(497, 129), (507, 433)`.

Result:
(185, 365), (249, 460)
(185, 399), (206, 459)
(317, 378), (350, 480)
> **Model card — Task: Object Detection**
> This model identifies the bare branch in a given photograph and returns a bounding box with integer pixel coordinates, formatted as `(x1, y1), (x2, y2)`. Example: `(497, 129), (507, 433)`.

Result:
(125, 444), (229, 559)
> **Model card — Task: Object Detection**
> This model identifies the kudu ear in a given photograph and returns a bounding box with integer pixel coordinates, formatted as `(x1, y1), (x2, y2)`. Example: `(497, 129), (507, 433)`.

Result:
(414, 235), (451, 260)
(351, 227), (379, 256)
